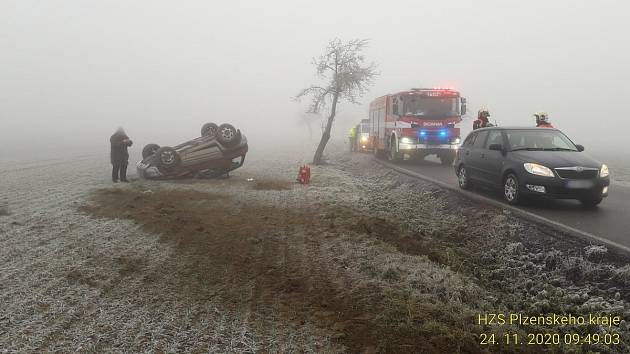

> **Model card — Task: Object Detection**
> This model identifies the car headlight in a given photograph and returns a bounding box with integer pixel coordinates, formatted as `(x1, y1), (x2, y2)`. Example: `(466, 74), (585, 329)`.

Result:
(600, 164), (609, 178)
(361, 136), (368, 142)
(451, 137), (461, 144)
(400, 137), (414, 144)
(524, 163), (555, 177)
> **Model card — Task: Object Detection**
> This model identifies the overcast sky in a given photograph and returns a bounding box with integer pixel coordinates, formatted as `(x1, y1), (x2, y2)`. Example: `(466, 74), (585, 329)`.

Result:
(1, 0), (629, 156)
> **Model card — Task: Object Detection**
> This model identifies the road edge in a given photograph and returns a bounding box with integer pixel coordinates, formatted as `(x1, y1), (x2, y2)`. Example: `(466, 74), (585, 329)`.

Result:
(374, 158), (630, 255)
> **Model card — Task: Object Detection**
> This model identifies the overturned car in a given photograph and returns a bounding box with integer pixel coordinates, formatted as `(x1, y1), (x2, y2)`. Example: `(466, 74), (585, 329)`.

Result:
(137, 123), (248, 179)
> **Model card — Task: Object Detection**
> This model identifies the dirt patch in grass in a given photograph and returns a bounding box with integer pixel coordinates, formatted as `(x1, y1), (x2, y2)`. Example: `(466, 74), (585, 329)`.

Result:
(80, 188), (381, 352)
(252, 179), (294, 191)
(80, 187), (492, 353)
(349, 216), (454, 264)
(81, 181), (630, 353)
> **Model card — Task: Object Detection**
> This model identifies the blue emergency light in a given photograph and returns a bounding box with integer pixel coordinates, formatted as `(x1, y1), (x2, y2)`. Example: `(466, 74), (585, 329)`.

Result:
(439, 130), (447, 137)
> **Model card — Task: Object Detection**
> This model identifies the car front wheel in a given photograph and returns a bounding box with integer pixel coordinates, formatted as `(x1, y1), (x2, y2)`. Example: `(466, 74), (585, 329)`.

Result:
(458, 165), (472, 190)
(217, 123), (241, 146)
(156, 146), (181, 171)
(142, 144), (160, 159)
(504, 173), (521, 205)
(580, 198), (603, 208)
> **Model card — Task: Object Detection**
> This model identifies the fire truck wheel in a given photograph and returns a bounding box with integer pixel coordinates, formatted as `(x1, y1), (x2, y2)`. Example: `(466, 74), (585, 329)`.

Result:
(142, 143), (160, 159)
(217, 123), (241, 146)
(155, 146), (181, 170)
(457, 165), (472, 190)
(201, 122), (219, 138)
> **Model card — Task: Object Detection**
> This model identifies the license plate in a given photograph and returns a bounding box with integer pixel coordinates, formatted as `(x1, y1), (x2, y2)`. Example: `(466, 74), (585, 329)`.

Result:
(566, 180), (595, 189)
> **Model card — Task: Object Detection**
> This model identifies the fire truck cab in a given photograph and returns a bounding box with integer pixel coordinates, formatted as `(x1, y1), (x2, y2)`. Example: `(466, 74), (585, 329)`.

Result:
(369, 88), (466, 165)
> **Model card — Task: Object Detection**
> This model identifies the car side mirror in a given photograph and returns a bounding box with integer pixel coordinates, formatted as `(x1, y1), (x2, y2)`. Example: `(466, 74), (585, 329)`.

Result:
(489, 143), (503, 151)
(461, 97), (467, 115)
(576, 144), (585, 152)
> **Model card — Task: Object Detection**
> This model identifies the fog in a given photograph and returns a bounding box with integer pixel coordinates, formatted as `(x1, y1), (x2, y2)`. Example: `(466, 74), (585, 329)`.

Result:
(2, 0), (629, 158)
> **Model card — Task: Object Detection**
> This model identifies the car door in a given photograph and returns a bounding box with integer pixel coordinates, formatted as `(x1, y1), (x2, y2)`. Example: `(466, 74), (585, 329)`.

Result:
(467, 130), (489, 182)
(457, 131), (477, 166)
(478, 130), (506, 186)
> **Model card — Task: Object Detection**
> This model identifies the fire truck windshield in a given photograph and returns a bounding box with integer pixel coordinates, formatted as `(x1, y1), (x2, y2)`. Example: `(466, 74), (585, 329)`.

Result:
(402, 96), (460, 119)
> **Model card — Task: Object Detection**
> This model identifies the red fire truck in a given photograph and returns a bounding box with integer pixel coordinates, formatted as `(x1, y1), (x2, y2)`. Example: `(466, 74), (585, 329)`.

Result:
(369, 88), (467, 165)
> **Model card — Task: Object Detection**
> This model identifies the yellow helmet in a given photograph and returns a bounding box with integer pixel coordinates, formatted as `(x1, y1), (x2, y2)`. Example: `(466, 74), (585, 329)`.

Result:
(478, 107), (490, 118)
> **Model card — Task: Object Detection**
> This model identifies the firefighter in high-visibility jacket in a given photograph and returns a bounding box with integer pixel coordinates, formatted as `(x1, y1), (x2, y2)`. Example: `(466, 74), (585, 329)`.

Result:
(534, 112), (554, 128)
(348, 126), (357, 152)
(473, 108), (493, 130)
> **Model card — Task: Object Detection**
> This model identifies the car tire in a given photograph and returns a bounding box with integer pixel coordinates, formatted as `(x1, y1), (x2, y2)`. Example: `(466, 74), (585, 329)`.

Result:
(458, 165), (472, 190)
(201, 123), (219, 138)
(217, 123), (241, 146)
(503, 173), (521, 205)
(142, 144), (160, 159)
(580, 198), (603, 208)
(155, 146), (181, 171)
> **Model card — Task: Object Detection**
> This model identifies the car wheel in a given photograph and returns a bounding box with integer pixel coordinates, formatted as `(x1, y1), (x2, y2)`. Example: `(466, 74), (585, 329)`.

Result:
(142, 144), (160, 159)
(201, 122), (219, 138)
(503, 173), (521, 205)
(580, 198), (603, 208)
(155, 146), (181, 170)
(217, 123), (241, 146)
(458, 165), (472, 190)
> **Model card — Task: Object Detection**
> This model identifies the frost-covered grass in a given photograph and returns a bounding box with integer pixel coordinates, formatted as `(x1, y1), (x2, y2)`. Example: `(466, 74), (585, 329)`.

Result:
(0, 145), (344, 353)
(325, 151), (630, 353)
(2, 142), (629, 353)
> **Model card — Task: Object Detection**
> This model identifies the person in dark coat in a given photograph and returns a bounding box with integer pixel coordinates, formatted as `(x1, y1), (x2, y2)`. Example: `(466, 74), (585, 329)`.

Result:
(110, 127), (133, 182)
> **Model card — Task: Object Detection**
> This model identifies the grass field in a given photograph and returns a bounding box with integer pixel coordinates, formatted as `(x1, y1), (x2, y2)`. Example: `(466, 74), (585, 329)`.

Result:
(1, 144), (628, 353)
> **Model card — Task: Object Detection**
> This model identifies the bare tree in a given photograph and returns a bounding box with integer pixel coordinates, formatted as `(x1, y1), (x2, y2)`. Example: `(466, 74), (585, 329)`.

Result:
(296, 38), (377, 165)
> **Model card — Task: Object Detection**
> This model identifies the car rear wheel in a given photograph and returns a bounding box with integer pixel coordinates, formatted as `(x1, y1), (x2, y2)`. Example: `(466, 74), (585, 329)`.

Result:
(155, 146), (181, 171)
(503, 173), (521, 205)
(217, 123), (241, 146)
(142, 144), (160, 159)
(201, 123), (219, 138)
(580, 198), (603, 208)
(458, 165), (472, 190)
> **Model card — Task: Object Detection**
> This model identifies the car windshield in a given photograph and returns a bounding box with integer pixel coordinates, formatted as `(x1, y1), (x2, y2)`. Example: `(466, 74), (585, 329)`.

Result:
(506, 129), (578, 151)
(402, 96), (459, 119)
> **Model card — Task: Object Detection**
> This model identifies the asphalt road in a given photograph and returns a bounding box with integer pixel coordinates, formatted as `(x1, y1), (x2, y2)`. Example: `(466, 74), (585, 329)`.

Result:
(381, 157), (630, 251)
